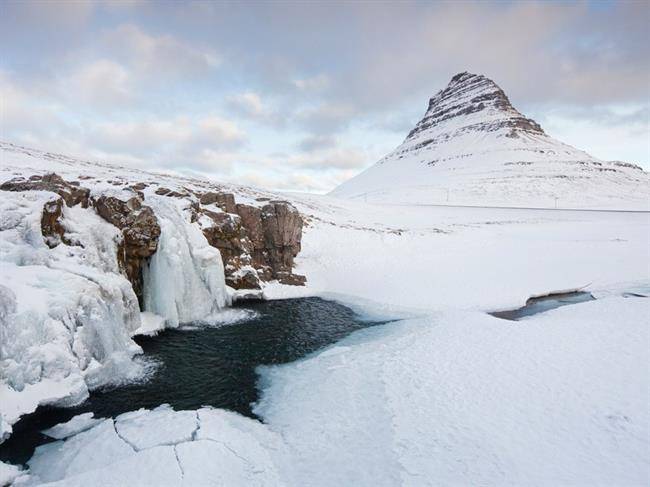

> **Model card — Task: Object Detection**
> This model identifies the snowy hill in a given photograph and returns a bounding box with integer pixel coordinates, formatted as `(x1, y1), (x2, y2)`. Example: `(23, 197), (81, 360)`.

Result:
(331, 72), (650, 210)
(1, 141), (648, 486)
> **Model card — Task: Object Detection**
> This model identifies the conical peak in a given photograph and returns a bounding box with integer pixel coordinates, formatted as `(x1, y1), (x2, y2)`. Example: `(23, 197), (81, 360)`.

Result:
(406, 72), (545, 141)
(435, 72), (509, 107)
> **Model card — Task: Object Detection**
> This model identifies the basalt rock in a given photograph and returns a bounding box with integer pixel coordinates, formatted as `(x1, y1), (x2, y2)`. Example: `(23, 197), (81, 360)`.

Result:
(41, 196), (69, 248)
(200, 209), (260, 289)
(260, 201), (303, 279)
(155, 187), (187, 198)
(92, 195), (161, 304)
(1, 173), (88, 248)
(198, 195), (305, 289)
(201, 211), (249, 261)
(1, 173), (90, 208)
(225, 267), (261, 290)
(199, 191), (237, 213)
(234, 201), (305, 286)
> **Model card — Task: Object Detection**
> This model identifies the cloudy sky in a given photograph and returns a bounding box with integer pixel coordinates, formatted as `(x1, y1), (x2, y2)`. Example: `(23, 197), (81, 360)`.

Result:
(1, 0), (648, 193)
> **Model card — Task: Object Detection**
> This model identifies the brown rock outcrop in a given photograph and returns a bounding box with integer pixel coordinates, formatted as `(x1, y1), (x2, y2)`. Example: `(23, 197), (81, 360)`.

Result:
(41, 196), (68, 248)
(1, 173), (88, 249)
(197, 194), (305, 289)
(259, 201), (303, 279)
(92, 195), (161, 303)
(1, 173), (90, 207)
(199, 192), (236, 213)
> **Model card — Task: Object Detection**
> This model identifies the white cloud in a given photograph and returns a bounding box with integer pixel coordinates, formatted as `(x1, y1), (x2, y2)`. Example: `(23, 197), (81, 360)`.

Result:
(88, 115), (246, 155)
(103, 24), (221, 78)
(293, 74), (330, 92)
(298, 134), (337, 152)
(296, 103), (357, 134)
(225, 92), (266, 118)
(197, 116), (247, 145)
(64, 59), (132, 106)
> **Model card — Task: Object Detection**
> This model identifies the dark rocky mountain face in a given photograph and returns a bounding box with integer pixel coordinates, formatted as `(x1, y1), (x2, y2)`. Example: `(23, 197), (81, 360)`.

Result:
(405, 72), (545, 145)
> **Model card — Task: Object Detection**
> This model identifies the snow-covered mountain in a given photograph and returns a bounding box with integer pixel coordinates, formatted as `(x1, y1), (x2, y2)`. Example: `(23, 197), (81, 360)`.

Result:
(331, 72), (649, 210)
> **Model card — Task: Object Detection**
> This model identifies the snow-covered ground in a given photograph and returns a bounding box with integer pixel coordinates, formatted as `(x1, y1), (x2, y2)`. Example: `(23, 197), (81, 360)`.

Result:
(273, 193), (650, 312)
(2, 141), (649, 485)
(8, 296), (648, 486)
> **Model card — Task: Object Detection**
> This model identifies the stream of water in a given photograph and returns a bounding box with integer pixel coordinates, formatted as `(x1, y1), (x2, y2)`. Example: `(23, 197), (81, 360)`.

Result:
(0, 297), (390, 466)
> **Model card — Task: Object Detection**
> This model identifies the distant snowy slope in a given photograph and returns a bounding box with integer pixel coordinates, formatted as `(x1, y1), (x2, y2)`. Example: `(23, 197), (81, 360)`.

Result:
(331, 72), (650, 210)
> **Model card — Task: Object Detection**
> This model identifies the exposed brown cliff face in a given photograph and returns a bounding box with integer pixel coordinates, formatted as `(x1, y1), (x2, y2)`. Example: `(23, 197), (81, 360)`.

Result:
(259, 201), (305, 285)
(92, 195), (161, 304)
(200, 191), (237, 213)
(40, 196), (69, 248)
(1, 173), (90, 207)
(1, 173), (89, 249)
(2, 172), (306, 302)
(199, 192), (306, 289)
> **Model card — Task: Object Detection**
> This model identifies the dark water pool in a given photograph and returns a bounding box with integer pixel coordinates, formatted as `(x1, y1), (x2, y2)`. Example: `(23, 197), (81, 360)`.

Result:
(490, 291), (595, 321)
(1, 297), (390, 466)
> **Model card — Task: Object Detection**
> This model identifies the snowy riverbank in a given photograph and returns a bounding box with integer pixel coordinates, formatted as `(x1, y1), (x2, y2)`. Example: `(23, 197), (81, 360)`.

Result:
(5, 294), (648, 486)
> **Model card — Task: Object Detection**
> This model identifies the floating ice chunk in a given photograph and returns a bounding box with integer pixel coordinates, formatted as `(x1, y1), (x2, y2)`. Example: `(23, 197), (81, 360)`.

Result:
(195, 408), (284, 483)
(176, 440), (272, 486)
(114, 405), (198, 451)
(0, 374), (89, 441)
(178, 308), (260, 330)
(28, 419), (133, 484)
(0, 460), (24, 486)
(134, 312), (167, 336)
(35, 446), (181, 487)
(41, 413), (101, 440)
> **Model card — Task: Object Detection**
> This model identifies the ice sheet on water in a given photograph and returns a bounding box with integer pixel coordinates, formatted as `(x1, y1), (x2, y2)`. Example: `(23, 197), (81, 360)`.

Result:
(114, 404), (198, 451)
(41, 413), (101, 440)
(13, 297), (650, 487)
(178, 308), (260, 330)
(0, 460), (24, 486)
(28, 419), (134, 483)
(84, 354), (160, 391)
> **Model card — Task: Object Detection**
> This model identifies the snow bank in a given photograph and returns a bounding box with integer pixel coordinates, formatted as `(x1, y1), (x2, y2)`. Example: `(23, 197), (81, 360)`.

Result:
(0, 191), (144, 440)
(254, 296), (649, 486)
(143, 196), (230, 327)
(280, 194), (650, 313)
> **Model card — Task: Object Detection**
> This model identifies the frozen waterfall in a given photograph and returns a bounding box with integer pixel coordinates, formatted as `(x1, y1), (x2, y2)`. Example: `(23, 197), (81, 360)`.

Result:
(143, 196), (231, 328)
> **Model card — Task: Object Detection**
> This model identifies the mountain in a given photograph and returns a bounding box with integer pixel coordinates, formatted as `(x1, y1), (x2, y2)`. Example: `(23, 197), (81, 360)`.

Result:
(331, 72), (649, 210)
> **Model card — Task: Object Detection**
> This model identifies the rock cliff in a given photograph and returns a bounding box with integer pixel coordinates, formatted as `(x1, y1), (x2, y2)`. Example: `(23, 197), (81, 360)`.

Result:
(1, 171), (306, 306)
